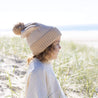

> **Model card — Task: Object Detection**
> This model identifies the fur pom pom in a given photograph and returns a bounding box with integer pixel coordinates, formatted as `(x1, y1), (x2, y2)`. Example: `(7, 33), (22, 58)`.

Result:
(13, 22), (25, 35)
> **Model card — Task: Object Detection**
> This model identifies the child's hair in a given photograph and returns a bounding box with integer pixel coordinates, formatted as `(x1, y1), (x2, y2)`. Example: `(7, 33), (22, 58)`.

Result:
(27, 42), (55, 64)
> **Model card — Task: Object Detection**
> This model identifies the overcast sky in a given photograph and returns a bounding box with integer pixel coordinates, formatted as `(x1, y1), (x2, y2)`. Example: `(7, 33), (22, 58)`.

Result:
(0, 0), (98, 29)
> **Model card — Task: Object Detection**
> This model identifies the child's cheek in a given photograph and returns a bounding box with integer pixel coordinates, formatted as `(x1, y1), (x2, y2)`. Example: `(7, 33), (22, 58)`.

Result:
(54, 45), (59, 50)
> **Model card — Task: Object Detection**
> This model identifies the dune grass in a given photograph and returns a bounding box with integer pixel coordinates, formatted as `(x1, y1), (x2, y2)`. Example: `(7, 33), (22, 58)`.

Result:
(53, 41), (98, 98)
(0, 37), (98, 98)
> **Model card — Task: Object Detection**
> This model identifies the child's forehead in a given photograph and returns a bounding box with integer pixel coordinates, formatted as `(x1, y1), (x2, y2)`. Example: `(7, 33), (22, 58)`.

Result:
(54, 36), (61, 42)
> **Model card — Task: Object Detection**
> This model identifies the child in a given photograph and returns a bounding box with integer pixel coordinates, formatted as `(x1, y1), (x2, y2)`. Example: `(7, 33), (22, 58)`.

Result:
(13, 22), (67, 98)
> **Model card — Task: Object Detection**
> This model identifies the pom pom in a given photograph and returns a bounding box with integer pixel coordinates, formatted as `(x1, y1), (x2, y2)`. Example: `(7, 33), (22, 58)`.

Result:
(13, 22), (25, 35)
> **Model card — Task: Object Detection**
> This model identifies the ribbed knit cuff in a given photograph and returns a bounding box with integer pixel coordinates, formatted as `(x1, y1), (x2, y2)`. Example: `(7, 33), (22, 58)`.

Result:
(30, 28), (61, 55)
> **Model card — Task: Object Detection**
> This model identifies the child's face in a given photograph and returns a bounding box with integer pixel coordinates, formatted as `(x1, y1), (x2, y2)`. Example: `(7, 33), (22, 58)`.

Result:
(51, 36), (61, 60)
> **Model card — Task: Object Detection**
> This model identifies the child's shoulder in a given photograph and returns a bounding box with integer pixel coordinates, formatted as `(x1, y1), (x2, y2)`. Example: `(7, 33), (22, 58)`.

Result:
(28, 58), (51, 73)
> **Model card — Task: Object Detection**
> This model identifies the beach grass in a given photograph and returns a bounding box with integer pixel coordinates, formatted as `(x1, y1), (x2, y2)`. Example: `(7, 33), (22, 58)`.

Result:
(0, 37), (98, 98)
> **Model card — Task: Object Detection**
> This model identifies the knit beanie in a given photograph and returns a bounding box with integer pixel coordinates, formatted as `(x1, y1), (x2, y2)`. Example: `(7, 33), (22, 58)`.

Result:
(13, 22), (61, 56)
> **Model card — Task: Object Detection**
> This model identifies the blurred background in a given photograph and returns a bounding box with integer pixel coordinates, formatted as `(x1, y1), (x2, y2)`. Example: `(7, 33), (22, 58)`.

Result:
(0, 0), (98, 45)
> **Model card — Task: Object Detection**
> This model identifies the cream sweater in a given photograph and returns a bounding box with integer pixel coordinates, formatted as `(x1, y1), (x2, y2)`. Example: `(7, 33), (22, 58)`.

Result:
(26, 58), (67, 98)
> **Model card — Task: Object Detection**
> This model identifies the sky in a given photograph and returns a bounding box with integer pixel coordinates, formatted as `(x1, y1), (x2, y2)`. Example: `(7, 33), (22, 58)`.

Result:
(0, 0), (98, 29)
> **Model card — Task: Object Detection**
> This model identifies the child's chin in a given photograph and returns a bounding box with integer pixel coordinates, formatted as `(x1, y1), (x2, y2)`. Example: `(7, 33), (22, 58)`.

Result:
(51, 55), (58, 60)
(53, 56), (57, 60)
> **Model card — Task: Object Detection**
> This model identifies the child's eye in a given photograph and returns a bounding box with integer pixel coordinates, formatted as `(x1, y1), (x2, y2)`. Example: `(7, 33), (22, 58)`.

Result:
(57, 42), (60, 45)
(55, 43), (59, 46)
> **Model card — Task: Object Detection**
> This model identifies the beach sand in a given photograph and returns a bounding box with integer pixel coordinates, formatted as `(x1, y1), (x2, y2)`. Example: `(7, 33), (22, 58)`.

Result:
(0, 30), (98, 48)
(61, 31), (98, 48)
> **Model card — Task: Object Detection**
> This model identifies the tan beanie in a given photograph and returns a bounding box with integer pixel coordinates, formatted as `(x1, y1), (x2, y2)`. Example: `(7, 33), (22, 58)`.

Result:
(13, 22), (61, 55)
